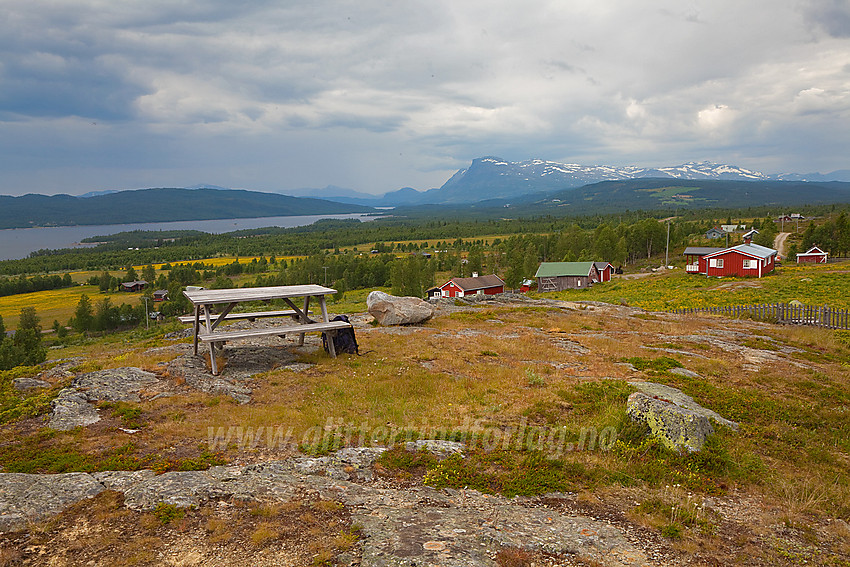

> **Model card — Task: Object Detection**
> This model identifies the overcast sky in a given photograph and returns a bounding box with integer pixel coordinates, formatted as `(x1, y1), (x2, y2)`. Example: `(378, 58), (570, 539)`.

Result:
(1, 0), (849, 197)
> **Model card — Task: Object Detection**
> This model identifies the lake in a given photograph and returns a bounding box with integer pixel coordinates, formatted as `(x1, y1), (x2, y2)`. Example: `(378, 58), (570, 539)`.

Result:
(0, 213), (378, 261)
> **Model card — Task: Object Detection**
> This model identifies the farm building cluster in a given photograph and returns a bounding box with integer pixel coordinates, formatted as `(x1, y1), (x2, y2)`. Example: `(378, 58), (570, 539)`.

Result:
(427, 262), (617, 298)
(429, 223), (826, 299)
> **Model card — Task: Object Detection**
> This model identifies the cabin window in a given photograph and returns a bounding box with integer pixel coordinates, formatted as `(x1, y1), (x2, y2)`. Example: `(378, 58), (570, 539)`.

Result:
(743, 259), (755, 269)
(709, 258), (724, 268)
(577, 279), (582, 287)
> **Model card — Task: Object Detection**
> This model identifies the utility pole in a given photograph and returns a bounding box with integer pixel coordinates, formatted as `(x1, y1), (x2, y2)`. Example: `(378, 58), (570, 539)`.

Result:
(665, 221), (670, 268)
(143, 297), (149, 330)
(323, 266), (329, 286)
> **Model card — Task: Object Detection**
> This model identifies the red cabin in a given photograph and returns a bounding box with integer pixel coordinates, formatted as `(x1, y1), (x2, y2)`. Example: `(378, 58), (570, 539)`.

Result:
(701, 243), (777, 278)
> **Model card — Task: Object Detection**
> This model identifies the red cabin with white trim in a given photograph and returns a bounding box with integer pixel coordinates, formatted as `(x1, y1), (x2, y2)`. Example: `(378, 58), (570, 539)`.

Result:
(434, 274), (505, 298)
(702, 243), (777, 278)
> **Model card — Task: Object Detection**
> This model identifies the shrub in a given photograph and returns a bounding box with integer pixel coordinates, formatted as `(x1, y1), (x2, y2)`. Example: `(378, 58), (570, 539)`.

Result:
(152, 502), (185, 525)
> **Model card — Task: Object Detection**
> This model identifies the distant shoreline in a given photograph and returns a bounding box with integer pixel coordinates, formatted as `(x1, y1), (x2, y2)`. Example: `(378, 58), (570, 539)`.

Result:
(0, 213), (378, 261)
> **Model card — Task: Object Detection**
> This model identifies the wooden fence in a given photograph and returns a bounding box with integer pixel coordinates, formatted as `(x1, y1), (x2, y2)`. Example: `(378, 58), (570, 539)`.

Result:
(671, 303), (850, 330)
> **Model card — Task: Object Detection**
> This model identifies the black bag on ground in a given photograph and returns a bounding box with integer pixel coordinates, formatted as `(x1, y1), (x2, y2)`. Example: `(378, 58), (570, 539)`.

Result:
(322, 314), (359, 355)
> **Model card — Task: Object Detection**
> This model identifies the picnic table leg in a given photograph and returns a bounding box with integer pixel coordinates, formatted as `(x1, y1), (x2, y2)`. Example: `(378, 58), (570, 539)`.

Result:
(298, 296), (310, 346)
(210, 342), (219, 375)
(319, 295), (336, 357)
(192, 305), (200, 355)
(203, 305), (219, 375)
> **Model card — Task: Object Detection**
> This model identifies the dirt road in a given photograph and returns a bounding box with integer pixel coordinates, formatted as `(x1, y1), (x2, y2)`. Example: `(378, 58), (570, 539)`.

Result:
(774, 231), (791, 258)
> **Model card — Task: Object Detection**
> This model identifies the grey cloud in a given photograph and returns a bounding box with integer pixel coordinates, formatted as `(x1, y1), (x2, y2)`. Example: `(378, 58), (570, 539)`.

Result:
(803, 0), (850, 37)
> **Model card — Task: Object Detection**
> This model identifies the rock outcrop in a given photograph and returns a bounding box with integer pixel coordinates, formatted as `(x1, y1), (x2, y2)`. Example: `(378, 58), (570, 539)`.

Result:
(366, 290), (434, 326)
(47, 367), (166, 431)
(0, 446), (650, 566)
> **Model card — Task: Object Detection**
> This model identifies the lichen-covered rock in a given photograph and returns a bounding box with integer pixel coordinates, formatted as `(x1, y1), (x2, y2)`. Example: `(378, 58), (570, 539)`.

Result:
(48, 388), (102, 430)
(367, 290), (434, 326)
(626, 392), (715, 452)
(74, 367), (161, 403)
(629, 381), (738, 430)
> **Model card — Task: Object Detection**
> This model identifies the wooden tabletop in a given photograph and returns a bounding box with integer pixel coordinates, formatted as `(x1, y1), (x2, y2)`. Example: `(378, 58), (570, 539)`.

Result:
(183, 284), (337, 306)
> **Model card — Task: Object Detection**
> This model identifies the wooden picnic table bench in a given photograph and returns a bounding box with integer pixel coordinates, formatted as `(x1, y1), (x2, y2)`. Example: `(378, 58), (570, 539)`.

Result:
(176, 309), (307, 324)
(197, 320), (353, 343)
(182, 285), (349, 375)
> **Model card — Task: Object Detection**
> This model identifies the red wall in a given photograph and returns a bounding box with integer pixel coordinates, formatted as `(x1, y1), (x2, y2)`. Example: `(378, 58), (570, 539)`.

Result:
(440, 282), (462, 297)
(797, 254), (826, 264)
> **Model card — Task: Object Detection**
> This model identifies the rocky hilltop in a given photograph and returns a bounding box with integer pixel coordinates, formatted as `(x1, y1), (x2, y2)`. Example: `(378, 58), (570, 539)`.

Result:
(0, 294), (848, 565)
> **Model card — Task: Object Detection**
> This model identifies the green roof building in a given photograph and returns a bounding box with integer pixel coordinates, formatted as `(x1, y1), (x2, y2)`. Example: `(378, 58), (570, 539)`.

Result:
(535, 262), (600, 292)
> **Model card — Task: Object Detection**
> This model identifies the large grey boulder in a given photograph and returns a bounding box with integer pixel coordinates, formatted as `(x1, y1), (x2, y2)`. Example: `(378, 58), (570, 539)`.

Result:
(629, 381), (739, 430)
(627, 392), (715, 453)
(366, 291), (434, 326)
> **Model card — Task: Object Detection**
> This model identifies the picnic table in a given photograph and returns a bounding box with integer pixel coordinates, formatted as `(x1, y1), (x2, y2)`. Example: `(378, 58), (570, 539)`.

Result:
(182, 284), (351, 375)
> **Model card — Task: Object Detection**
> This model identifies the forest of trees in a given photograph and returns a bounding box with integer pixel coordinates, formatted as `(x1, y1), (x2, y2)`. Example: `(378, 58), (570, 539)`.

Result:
(0, 308), (46, 370)
(797, 212), (850, 258)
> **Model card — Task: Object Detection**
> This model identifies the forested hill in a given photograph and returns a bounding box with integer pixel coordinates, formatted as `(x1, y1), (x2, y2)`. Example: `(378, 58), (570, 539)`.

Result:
(0, 188), (375, 229)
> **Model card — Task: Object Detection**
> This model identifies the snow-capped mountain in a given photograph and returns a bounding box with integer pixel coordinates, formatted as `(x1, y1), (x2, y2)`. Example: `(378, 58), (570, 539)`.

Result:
(430, 158), (775, 204)
(380, 157), (850, 206)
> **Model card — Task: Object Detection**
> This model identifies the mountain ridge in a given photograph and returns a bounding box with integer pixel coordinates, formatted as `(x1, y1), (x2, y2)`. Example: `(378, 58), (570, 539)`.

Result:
(0, 188), (374, 230)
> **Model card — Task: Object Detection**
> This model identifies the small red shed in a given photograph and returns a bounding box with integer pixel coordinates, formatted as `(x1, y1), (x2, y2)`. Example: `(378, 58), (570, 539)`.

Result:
(593, 262), (615, 282)
(796, 246), (828, 264)
(435, 274), (505, 298)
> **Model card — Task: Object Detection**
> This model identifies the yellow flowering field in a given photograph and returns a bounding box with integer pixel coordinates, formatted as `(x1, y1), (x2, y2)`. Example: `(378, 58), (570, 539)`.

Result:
(0, 286), (143, 329)
(548, 263), (850, 311)
(148, 255), (305, 270)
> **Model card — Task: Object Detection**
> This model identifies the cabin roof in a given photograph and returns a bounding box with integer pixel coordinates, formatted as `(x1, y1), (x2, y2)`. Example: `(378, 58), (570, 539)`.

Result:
(704, 243), (777, 260)
(445, 274), (505, 291)
(535, 262), (595, 278)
